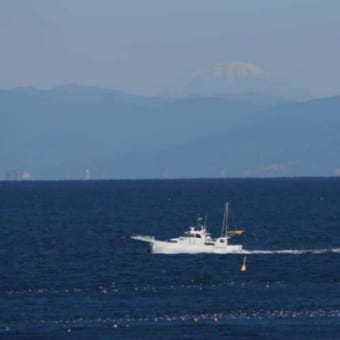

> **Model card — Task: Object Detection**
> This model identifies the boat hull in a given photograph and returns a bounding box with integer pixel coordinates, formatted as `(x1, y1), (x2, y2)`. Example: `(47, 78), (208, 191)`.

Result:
(131, 236), (243, 254)
(151, 240), (243, 254)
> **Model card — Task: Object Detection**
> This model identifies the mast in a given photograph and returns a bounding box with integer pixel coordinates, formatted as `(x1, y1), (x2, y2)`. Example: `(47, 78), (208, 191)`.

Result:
(221, 201), (229, 237)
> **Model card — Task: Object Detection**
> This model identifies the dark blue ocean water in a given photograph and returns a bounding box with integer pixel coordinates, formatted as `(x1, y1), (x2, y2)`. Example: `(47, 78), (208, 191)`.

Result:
(0, 178), (339, 339)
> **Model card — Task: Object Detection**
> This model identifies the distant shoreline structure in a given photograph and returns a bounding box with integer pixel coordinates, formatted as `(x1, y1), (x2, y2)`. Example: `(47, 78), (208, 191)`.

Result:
(6, 169), (32, 181)
(1, 175), (340, 182)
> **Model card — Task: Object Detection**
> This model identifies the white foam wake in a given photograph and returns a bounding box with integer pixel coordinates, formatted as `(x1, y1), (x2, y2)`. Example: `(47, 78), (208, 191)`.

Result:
(238, 248), (340, 255)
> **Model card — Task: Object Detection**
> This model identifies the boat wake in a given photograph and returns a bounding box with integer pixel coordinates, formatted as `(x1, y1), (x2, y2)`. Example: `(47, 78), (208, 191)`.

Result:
(238, 248), (340, 255)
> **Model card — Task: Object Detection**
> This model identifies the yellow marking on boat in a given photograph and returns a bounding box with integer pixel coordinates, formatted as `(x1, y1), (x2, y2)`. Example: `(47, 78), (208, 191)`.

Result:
(227, 230), (245, 236)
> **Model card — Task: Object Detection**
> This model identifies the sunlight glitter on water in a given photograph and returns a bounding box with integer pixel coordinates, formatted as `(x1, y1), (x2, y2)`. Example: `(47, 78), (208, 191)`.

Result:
(1, 308), (340, 333)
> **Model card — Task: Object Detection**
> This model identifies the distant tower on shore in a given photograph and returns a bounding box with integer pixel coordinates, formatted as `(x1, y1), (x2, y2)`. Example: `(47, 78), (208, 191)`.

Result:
(65, 168), (71, 180)
(85, 168), (91, 180)
(162, 168), (170, 178)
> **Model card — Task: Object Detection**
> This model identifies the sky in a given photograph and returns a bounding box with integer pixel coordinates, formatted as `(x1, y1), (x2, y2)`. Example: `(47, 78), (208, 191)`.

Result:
(1, 0), (340, 97)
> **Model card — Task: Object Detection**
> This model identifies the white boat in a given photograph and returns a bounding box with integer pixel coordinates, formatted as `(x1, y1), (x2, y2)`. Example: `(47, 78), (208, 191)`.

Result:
(131, 202), (244, 254)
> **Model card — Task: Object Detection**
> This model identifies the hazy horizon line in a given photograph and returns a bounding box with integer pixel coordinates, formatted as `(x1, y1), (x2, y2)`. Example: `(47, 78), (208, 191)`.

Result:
(1, 83), (339, 101)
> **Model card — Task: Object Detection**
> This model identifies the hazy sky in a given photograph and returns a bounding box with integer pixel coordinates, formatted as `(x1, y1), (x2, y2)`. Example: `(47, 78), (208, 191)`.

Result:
(1, 0), (339, 96)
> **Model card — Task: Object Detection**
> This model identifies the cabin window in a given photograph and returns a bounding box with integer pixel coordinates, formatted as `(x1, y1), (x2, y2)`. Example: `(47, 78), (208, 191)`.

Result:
(220, 239), (225, 243)
(195, 234), (201, 238)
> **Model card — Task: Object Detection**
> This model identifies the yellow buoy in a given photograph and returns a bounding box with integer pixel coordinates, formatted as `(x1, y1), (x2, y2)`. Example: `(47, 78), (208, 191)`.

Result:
(240, 256), (247, 271)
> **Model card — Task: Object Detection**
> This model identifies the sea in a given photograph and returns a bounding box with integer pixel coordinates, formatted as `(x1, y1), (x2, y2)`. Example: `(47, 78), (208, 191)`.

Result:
(0, 178), (339, 339)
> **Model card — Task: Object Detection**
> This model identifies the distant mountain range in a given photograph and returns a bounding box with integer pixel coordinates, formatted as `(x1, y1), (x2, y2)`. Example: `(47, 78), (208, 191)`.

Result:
(1, 85), (340, 179)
